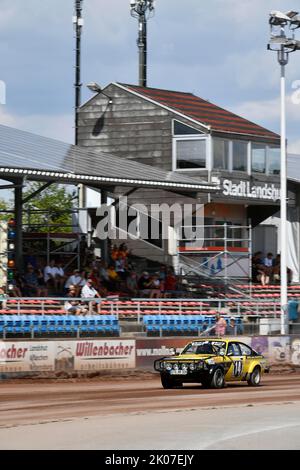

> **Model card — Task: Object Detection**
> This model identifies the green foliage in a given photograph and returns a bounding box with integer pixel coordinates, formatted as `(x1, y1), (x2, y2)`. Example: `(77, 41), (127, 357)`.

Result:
(0, 199), (12, 222)
(23, 182), (74, 233)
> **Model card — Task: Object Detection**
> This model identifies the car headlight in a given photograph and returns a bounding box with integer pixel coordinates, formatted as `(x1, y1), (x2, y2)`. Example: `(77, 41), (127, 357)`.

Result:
(189, 363), (195, 371)
(182, 364), (188, 372)
(196, 361), (203, 370)
(173, 363), (179, 370)
(164, 362), (172, 371)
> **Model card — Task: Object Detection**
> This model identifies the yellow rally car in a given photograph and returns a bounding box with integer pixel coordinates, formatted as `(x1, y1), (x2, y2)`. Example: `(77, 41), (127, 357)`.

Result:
(154, 339), (270, 389)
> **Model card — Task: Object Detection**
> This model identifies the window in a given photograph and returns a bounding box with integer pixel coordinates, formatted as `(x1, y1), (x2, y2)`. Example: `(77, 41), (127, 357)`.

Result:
(267, 146), (280, 175)
(173, 120), (203, 135)
(239, 343), (253, 356)
(175, 138), (206, 169)
(213, 139), (229, 170)
(232, 141), (248, 172)
(252, 143), (266, 173)
(227, 343), (241, 356)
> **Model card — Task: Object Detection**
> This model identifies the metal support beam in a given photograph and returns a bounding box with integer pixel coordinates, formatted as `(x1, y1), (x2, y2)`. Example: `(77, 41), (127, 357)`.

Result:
(15, 178), (23, 272)
(100, 189), (109, 263)
(22, 182), (54, 204)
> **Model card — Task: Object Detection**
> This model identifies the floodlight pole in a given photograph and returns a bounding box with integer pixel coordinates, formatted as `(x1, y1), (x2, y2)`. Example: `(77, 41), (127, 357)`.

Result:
(130, 1), (155, 87)
(138, 13), (147, 87)
(74, 0), (83, 146)
(278, 46), (288, 335)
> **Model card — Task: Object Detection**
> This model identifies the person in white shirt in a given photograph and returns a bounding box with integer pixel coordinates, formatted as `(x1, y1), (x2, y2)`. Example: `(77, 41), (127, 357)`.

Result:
(65, 269), (84, 296)
(44, 260), (59, 292)
(263, 252), (274, 282)
(54, 262), (66, 294)
(81, 279), (101, 313)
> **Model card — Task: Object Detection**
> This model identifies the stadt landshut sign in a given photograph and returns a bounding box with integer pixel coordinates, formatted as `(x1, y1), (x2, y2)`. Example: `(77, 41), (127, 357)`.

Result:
(222, 179), (280, 201)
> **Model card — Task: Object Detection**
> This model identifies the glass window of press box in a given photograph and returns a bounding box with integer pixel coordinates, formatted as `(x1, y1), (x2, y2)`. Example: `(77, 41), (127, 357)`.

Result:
(173, 120), (207, 170)
(173, 121), (279, 175)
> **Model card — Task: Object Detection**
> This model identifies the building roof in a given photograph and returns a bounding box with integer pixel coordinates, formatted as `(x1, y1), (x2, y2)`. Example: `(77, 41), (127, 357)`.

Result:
(116, 83), (280, 141)
(0, 124), (217, 192)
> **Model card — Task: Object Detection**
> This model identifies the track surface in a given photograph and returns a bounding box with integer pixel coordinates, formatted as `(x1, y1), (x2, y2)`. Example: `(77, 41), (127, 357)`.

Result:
(0, 374), (300, 449)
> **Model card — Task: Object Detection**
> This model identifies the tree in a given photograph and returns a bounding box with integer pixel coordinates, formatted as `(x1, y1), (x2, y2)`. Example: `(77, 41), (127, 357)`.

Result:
(0, 198), (12, 222)
(23, 182), (75, 233)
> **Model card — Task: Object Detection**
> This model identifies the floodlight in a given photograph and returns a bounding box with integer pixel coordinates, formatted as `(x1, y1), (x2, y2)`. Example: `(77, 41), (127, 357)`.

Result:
(87, 82), (102, 93)
(284, 39), (300, 50)
(269, 10), (291, 26)
(285, 11), (299, 19)
(86, 83), (113, 104)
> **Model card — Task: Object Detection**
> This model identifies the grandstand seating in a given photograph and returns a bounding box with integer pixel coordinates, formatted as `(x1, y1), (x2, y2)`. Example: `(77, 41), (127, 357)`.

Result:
(0, 314), (120, 339)
(0, 282), (299, 338)
(142, 314), (243, 337)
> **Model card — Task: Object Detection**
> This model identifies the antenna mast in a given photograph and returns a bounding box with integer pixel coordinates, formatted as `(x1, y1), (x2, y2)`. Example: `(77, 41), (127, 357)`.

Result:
(130, 1), (155, 87)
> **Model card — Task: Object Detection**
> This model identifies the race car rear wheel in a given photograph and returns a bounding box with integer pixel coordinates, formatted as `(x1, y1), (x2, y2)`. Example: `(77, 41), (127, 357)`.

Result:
(161, 374), (175, 389)
(210, 368), (225, 389)
(247, 366), (261, 386)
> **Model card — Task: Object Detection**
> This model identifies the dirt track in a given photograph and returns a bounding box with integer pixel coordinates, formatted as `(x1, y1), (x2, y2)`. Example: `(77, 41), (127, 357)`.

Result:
(1, 373), (300, 428)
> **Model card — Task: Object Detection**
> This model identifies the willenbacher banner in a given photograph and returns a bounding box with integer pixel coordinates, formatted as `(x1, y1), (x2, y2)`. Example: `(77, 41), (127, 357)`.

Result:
(0, 340), (136, 373)
(55, 340), (136, 371)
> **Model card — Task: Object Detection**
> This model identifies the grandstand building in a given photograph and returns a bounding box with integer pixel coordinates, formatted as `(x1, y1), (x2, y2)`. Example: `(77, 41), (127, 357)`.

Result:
(77, 83), (298, 280)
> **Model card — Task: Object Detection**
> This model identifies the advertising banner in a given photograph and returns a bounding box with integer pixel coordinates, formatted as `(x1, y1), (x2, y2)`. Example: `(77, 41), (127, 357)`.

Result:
(290, 337), (300, 365)
(136, 338), (197, 369)
(55, 340), (136, 371)
(0, 341), (55, 373)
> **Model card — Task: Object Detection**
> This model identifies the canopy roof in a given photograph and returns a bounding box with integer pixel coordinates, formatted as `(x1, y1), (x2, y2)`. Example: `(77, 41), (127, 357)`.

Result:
(0, 124), (217, 192)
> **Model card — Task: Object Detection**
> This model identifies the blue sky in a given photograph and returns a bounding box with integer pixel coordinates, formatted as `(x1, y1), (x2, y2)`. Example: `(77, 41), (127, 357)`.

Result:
(0, 0), (300, 152)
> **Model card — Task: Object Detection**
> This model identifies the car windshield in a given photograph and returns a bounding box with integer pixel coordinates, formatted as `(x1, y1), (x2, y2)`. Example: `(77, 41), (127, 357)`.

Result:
(181, 341), (226, 355)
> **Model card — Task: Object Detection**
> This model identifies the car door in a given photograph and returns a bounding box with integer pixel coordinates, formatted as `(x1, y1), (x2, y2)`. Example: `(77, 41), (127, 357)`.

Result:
(239, 342), (255, 377)
(225, 342), (245, 381)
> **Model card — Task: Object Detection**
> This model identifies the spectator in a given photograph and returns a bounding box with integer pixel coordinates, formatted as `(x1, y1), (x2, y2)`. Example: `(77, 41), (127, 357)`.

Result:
(107, 265), (120, 290)
(54, 262), (66, 294)
(65, 269), (84, 296)
(126, 272), (138, 297)
(214, 313), (227, 337)
(119, 243), (129, 259)
(115, 256), (126, 280)
(252, 252), (269, 286)
(111, 245), (119, 263)
(64, 285), (87, 315)
(44, 260), (59, 292)
(164, 269), (177, 296)
(226, 317), (237, 336)
(273, 254), (293, 284)
(149, 273), (162, 298)
(264, 252), (274, 268)
(36, 266), (48, 297)
(81, 279), (101, 313)
(24, 266), (48, 297)
(138, 272), (152, 296)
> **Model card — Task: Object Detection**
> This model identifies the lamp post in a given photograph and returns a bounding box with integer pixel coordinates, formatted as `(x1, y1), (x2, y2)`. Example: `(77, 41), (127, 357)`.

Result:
(268, 10), (300, 334)
(130, 0), (155, 87)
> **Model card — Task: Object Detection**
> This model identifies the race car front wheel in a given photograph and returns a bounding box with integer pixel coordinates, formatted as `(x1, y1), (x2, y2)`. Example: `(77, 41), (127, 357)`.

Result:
(247, 366), (261, 386)
(161, 374), (175, 389)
